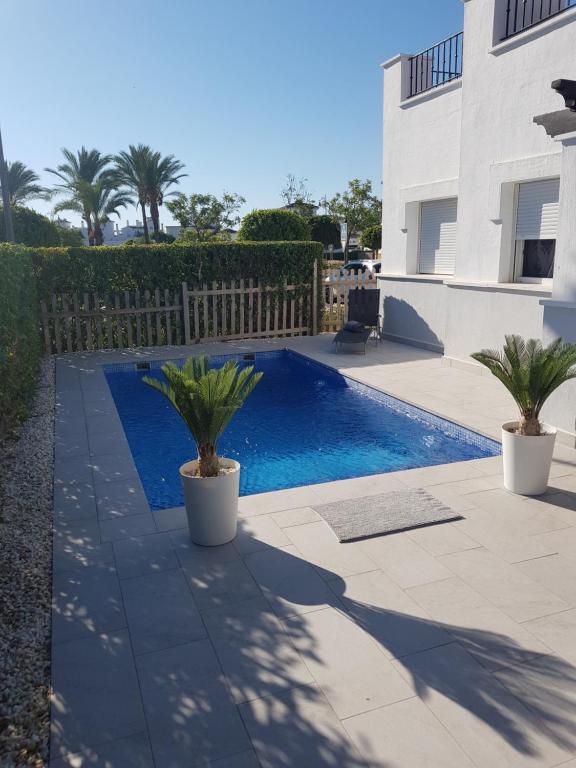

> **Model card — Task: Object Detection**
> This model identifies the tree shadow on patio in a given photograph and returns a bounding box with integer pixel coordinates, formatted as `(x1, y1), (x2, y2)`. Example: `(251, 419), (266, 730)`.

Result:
(243, 542), (576, 765)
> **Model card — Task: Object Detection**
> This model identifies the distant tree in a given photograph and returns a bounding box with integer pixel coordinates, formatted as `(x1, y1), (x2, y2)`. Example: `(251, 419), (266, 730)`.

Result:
(1, 161), (48, 206)
(55, 224), (84, 246)
(237, 209), (311, 241)
(168, 191), (245, 241)
(361, 224), (382, 254)
(46, 147), (113, 245)
(0, 206), (60, 246)
(308, 214), (340, 249)
(324, 179), (381, 257)
(54, 179), (131, 246)
(112, 145), (155, 244)
(112, 145), (186, 242)
(145, 152), (186, 236)
(281, 174), (316, 217)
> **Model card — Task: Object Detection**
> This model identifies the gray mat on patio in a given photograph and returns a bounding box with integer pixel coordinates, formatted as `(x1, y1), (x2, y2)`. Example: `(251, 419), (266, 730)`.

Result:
(313, 488), (462, 542)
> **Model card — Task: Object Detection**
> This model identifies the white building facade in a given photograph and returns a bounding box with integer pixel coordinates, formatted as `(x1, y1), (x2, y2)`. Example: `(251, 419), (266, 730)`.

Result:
(380, 0), (576, 439)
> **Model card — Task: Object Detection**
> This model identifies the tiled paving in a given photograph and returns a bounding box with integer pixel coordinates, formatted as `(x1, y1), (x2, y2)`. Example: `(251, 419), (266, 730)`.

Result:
(50, 336), (576, 767)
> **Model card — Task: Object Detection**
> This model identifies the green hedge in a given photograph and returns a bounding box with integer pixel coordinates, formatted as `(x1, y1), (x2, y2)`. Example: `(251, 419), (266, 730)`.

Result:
(0, 206), (61, 247)
(0, 244), (40, 435)
(237, 210), (311, 242)
(31, 241), (323, 297)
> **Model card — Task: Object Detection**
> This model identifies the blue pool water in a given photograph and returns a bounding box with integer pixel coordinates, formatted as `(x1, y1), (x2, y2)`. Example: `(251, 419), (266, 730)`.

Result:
(104, 350), (500, 510)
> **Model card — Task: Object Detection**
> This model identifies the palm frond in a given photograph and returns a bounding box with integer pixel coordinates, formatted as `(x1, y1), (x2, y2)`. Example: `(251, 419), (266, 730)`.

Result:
(472, 334), (576, 433)
(143, 356), (262, 475)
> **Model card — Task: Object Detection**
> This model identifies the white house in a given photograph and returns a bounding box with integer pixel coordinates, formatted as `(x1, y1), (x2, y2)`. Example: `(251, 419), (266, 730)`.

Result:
(80, 218), (181, 245)
(379, 0), (576, 440)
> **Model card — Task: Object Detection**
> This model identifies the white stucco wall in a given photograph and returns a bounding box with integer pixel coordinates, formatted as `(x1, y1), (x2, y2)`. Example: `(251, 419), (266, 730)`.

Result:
(381, 56), (462, 275)
(456, 0), (576, 282)
(380, 0), (576, 438)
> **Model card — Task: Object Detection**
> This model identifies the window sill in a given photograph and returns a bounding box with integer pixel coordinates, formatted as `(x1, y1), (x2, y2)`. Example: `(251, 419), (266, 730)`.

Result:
(377, 273), (448, 284)
(446, 280), (553, 296)
(490, 6), (576, 56)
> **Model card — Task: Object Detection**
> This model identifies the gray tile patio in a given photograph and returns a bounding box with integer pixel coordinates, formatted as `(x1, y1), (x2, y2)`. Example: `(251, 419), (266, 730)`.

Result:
(49, 336), (576, 767)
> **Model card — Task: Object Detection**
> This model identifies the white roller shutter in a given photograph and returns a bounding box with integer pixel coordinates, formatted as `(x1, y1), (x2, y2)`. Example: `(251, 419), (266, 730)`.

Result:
(418, 198), (457, 275)
(516, 178), (559, 240)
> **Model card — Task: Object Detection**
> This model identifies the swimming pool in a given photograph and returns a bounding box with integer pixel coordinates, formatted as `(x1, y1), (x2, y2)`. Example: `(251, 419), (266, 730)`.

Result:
(104, 350), (500, 509)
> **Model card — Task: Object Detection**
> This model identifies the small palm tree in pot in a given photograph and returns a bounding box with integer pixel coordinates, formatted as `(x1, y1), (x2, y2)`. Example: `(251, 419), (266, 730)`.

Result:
(472, 335), (576, 495)
(144, 356), (262, 545)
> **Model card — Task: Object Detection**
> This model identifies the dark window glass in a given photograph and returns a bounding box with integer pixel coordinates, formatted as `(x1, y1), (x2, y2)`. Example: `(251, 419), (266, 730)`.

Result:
(521, 240), (555, 279)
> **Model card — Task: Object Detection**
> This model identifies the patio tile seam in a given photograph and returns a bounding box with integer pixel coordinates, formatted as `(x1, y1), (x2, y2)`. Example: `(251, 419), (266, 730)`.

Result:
(107, 532), (157, 765)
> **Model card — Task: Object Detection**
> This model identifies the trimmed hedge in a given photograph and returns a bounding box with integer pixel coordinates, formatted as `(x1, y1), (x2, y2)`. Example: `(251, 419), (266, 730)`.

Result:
(31, 241), (324, 297)
(0, 244), (40, 435)
(0, 206), (61, 247)
(237, 210), (311, 242)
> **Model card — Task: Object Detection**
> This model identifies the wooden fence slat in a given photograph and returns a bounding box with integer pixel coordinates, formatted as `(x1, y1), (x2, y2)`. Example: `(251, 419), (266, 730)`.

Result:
(230, 279), (237, 337)
(175, 288), (182, 345)
(114, 294), (122, 348)
(125, 291), (133, 347)
(164, 289), (172, 345)
(135, 291), (142, 347)
(248, 278), (254, 336)
(144, 290), (153, 346)
(155, 288), (162, 346)
(210, 282), (217, 340)
(265, 287), (271, 335)
(282, 282), (287, 337)
(83, 293), (92, 350)
(257, 281), (262, 336)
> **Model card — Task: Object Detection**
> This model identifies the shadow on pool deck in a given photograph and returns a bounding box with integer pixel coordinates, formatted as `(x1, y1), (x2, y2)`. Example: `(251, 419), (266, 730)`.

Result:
(50, 530), (576, 767)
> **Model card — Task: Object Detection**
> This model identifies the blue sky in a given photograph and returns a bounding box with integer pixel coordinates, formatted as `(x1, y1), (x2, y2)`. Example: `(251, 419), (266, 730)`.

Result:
(3, 0), (462, 227)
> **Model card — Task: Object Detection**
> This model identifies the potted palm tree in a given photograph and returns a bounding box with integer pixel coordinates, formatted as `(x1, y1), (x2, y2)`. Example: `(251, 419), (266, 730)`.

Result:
(144, 356), (262, 545)
(472, 335), (576, 496)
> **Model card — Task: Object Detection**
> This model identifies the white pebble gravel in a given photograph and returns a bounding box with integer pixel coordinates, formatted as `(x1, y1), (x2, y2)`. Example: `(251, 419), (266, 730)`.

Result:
(0, 358), (54, 767)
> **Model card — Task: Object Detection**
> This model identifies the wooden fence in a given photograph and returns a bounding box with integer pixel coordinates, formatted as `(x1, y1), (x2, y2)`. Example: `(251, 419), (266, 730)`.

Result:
(40, 265), (377, 353)
(40, 278), (317, 354)
(321, 268), (376, 333)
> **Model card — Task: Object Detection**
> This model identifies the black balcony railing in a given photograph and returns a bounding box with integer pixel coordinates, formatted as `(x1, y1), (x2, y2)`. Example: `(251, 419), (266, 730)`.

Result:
(408, 32), (463, 99)
(503, 0), (575, 39)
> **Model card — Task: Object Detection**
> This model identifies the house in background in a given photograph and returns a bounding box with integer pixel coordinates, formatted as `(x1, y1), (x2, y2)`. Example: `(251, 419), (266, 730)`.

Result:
(379, 0), (576, 440)
(80, 218), (181, 244)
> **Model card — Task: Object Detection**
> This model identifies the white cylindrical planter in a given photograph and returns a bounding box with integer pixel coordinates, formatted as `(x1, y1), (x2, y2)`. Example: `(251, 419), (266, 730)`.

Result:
(179, 458), (240, 546)
(501, 422), (557, 496)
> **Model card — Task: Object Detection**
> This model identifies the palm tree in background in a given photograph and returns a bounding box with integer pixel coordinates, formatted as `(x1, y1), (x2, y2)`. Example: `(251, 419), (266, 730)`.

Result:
(1, 160), (48, 206)
(113, 144), (186, 242)
(53, 179), (132, 246)
(112, 144), (154, 243)
(146, 152), (186, 236)
(46, 147), (112, 245)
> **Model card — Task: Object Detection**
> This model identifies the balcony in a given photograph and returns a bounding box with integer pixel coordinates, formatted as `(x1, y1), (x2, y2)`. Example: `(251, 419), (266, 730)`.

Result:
(407, 32), (464, 99)
(502, 0), (575, 39)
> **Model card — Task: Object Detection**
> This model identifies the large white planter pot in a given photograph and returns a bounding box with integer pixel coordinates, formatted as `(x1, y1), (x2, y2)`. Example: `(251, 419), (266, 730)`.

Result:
(501, 421), (557, 496)
(179, 458), (240, 546)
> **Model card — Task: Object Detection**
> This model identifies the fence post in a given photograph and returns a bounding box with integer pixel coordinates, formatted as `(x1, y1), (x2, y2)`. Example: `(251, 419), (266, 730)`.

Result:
(182, 282), (191, 345)
(311, 259), (318, 336)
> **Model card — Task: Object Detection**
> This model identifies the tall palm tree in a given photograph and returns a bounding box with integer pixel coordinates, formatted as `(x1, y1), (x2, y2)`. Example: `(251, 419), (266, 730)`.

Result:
(112, 144), (154, 243)
(113, 145), (186, 242)
(146, 153), (186, 236)
(54, 179), (132, 246)
(1, 160), (48, 206)
(46, 147), (112, 245)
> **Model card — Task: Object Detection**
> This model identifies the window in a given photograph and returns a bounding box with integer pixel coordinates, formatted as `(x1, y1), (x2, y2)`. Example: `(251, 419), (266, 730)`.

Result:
(418, 198), (457, 275)
(514, 179), (559, 283)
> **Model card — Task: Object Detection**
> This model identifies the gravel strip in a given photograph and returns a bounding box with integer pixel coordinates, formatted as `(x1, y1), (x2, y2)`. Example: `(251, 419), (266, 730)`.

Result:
(0, 358), (54, 767)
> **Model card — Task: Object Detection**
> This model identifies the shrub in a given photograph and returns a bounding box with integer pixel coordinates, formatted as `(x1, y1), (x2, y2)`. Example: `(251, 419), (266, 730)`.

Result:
(31, 241), (323, 297)
(0, 244), (40, 435)
(308, 215), (341, 248)
(56, 225), (84, 247)
(361, 224), (382, 253)
(0, 206), (60, 247)
(237, 209), (311, 242)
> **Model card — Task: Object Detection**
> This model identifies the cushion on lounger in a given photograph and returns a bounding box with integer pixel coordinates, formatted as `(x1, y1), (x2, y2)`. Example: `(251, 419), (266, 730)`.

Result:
(344, 320), (365, 333)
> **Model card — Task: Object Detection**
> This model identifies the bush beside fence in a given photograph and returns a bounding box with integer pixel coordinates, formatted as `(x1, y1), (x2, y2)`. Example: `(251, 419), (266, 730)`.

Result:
(31, 241), (323, 297)
(0, 244), (40, 435)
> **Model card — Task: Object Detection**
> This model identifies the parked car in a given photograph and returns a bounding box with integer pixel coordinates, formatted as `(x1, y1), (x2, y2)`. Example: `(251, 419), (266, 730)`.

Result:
(324, 259), (382, 302)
